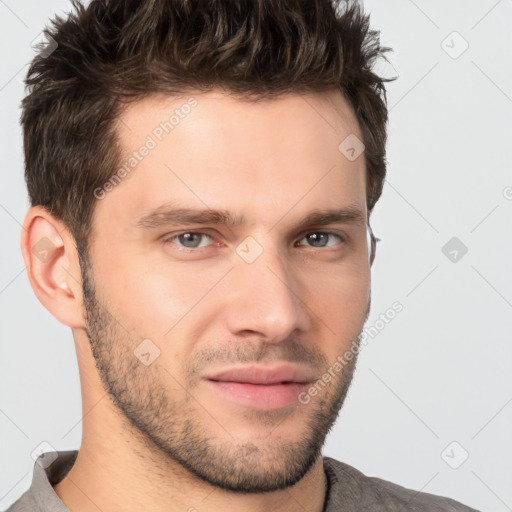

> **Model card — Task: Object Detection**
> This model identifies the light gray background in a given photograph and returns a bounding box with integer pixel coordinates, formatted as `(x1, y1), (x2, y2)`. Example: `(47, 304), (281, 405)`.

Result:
(1, 1), (511, 510)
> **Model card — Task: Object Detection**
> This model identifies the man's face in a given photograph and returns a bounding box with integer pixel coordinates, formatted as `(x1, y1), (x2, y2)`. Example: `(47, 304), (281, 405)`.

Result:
(82, 90), (371, 492)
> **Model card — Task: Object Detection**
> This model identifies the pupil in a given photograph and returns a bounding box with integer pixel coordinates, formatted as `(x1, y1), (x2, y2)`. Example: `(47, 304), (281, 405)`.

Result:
(308, 233), (327, 247)
(181, 233), (200, 247)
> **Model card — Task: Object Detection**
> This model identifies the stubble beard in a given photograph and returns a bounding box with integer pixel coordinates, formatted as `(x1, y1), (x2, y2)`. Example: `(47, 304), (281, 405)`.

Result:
(80, 258), (366, 493)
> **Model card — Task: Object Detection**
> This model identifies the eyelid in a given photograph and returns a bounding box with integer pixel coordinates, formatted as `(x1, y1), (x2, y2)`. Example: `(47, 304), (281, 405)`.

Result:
(161, 229), (216, 247)
(296, 227), (346, 238)
(295, 230), (346, 247)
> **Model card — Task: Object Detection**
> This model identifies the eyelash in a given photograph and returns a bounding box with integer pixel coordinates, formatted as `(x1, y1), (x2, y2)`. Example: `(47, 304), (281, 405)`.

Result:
(161, 230), (346, 252)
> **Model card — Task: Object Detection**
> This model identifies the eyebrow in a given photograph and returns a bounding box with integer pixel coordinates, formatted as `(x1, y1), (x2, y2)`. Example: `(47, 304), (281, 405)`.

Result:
(136, 204), (367, 231)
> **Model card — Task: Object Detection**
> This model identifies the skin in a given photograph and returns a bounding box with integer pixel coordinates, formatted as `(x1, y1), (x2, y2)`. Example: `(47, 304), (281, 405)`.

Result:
(21, 89), (372, 512)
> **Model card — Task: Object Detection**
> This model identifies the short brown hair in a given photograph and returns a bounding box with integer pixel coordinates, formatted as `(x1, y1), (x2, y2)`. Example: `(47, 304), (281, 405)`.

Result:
(21, 0), (393, 257)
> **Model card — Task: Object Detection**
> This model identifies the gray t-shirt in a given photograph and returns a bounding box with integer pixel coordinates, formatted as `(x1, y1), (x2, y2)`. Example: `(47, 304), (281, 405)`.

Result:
(4, 451), (480, 511)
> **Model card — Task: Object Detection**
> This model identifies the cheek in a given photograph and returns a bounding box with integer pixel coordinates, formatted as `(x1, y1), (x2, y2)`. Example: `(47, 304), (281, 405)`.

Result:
(305, 262), (370, 336)
(101, 259), (227, 338)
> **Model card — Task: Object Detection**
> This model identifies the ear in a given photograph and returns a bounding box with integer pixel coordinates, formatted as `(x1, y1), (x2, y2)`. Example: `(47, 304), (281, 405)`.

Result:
(367, 222), (377, 267)
(369, 233), (377, 266)
(20, 206), (86, 328)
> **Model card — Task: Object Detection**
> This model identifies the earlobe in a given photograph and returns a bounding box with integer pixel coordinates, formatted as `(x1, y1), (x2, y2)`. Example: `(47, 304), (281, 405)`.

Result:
(20, 206), (86, 329)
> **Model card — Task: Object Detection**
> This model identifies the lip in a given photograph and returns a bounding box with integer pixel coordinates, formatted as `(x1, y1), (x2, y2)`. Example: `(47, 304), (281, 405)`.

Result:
(204, 363), (313, 385)
(203, 363), (314, 410)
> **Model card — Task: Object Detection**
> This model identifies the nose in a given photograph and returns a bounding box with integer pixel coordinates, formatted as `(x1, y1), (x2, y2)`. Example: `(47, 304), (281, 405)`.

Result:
(223, 240), (311, 343)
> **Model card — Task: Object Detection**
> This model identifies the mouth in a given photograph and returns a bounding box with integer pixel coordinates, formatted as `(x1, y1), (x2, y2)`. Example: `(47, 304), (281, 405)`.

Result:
(203, 363), (313, 410)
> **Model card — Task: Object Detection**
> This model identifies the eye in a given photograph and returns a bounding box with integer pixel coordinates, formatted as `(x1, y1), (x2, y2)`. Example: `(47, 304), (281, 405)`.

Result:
(161, 230), (345, 252)
(163, 231), (213, 249)
(296, 231), (345, 248)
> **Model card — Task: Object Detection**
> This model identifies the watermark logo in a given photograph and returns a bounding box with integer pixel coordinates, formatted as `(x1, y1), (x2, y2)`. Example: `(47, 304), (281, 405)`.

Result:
(134, 338), (161, 366)
(441, 236), (468, 263)
(338, 134), (365, 162)
(236, 236), (264, 263)
(31, 441), (58, 469)
(31, 237), (57, 263)
(441, 441), (469, 469)
(441, 31), (469, 60)
(31, 33), (58, 59)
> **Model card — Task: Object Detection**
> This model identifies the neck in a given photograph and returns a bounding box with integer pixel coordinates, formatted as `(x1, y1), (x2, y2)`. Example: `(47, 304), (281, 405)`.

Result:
(54, 423), (327, 512)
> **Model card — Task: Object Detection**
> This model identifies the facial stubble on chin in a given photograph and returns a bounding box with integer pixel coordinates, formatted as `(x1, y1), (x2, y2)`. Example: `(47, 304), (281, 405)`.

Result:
(80, 257), (369, 493)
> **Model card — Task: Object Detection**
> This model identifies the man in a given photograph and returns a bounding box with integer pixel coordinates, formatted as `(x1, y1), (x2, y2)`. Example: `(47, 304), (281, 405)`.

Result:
(6, 0), (479, 510)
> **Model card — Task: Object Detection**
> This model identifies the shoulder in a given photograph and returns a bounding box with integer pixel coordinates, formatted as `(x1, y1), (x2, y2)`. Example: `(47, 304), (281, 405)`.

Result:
(3, 492), (39, 512)
(3, 451), (77, 512)
(322, 456), (481, 512)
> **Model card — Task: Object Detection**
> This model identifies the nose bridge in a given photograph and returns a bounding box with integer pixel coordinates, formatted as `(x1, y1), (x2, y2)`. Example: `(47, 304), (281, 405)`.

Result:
(224, 235), (309, 341)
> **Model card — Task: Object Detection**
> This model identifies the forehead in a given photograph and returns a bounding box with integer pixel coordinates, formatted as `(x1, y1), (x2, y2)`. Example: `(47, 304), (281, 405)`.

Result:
(96, 89), (367, 232)
(118, 89), (363, 151)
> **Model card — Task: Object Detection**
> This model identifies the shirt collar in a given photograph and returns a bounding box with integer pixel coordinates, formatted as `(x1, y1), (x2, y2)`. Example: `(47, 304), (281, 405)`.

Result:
(28, 451), (77, 511)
